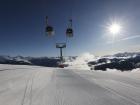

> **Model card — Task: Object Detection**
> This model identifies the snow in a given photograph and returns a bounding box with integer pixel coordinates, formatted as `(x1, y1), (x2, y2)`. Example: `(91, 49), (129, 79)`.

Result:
(131, 68), (140, 72)
(0, 64), (140, 105)
(64, 52), (95, 70)
(13, 57), (31, 63)
(0, 64), (39, 70)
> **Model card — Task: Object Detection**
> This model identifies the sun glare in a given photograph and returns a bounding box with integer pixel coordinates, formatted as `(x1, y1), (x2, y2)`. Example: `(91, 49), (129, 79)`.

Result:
(109, 23), (121, 35)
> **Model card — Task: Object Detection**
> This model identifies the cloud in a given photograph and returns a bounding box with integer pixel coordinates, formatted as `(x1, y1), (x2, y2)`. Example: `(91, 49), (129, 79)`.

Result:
(64, 52), (95, 70)
(107, 35), (140, 44)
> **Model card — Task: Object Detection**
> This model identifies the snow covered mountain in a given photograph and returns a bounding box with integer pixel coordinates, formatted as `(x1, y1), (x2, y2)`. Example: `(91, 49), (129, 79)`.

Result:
(0, 55), (31, 65)
(0, 56), (60, 67)
(0, 52), (140, 71)
(88, 52), (140, 71)
(63, 52), (140, 71)
(104, 52), (140, 58)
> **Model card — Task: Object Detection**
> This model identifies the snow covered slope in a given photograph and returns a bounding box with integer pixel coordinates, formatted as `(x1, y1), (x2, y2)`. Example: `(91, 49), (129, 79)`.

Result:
(0, 64), (140, 105)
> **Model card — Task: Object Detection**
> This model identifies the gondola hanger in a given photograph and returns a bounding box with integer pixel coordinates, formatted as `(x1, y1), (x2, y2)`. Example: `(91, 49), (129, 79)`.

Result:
(45, 16), (54, 36)
(66, 19), (73, 37)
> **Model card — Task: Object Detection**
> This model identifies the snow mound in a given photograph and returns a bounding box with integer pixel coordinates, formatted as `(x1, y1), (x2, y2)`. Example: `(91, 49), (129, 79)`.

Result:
(131, 68), (140, 72)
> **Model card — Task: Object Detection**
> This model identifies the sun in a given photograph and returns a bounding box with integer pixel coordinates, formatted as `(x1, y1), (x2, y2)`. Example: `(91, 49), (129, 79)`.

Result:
(108, 23), (121, 35)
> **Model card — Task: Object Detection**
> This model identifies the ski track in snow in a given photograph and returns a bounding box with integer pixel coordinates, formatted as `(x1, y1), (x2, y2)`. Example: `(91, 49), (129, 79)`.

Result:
(0, 64), (140, 105)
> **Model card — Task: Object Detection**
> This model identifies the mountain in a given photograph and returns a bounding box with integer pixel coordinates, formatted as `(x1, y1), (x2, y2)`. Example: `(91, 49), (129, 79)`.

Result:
(0, 52), (140, 71)
(0, 56), (60, 67)
(113, 52), (140, 58)
(0, 55), (30, 65)
(88, 52), (140, 71)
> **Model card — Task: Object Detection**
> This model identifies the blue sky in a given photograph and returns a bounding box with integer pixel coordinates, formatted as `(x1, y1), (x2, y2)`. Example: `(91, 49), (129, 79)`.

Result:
(0, 0), (140, 57)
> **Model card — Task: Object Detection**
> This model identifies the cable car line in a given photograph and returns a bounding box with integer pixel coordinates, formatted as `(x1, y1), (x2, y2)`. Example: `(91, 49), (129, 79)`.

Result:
(45, 0), (75, 63)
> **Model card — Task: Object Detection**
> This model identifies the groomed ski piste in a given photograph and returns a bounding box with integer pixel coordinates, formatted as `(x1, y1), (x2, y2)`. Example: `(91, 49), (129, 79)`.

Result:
(0, 63), (140, 105)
